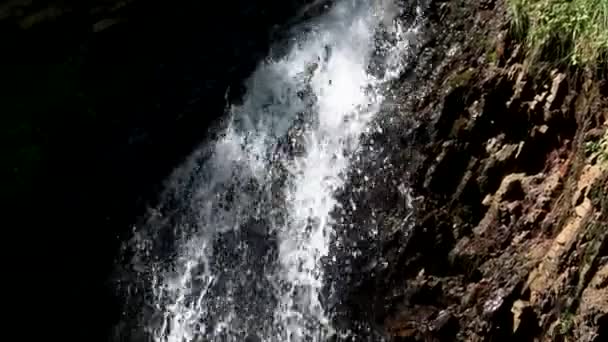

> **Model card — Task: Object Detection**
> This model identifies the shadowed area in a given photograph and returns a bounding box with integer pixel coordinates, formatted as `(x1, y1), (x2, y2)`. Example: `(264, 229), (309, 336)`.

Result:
(1, 1), (331, 340)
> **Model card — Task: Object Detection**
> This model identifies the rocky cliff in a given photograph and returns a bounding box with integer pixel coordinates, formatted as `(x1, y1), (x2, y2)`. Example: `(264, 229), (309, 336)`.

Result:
(341, 0), (607, 340)
(4, 0), (606, 341)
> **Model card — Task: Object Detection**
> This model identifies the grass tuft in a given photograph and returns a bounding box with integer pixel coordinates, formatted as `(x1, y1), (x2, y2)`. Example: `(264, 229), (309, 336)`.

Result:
(508, 0), (608, 67)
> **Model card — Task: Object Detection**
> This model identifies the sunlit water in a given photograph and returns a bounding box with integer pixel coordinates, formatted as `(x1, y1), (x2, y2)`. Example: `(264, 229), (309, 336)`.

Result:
(122, 1), (419, 341)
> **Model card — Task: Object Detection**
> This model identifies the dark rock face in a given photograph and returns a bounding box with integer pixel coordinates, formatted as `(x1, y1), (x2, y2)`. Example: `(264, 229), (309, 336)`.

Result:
(2, 1), (330, 341)
(326, 0), (608, 341)
(6, 0), (607, 341)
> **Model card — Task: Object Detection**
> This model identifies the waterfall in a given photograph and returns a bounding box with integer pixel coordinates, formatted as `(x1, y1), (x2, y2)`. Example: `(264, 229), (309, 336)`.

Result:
(121, 1), (419, 341)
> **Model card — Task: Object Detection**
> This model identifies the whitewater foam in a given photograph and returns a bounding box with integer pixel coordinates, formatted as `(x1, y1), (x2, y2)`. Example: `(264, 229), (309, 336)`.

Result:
(123, 1), (420, 341)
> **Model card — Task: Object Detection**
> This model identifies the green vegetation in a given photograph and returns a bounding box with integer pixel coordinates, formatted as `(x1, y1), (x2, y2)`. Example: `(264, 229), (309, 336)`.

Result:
(508, 0), (608, 67)
(487, 49), (498, 64)
(601, 131), (608, 163)
(584, 130), (608, 163)
(558, 311), (576, 335)
(584, 139), (602, 155)
(448, 68), (475, 88)
(585, 130), (608, 161)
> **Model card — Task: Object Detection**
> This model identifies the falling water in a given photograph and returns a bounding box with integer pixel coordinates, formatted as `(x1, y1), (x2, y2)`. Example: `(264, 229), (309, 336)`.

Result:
(122, 1), (419, 341)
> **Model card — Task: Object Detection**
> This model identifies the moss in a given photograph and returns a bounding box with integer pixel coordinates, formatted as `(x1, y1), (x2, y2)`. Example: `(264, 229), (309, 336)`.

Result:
(448, 68), (475, 89)
(487, 50), (498, 64)
(579, 221), (604, 278)
(587, 176), (607, 221)
(508, 0), (608, 68)
(558, 311), (576, 335)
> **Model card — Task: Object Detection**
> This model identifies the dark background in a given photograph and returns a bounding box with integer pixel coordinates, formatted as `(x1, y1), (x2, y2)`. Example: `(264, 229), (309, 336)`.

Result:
(1, 0), (328, 340)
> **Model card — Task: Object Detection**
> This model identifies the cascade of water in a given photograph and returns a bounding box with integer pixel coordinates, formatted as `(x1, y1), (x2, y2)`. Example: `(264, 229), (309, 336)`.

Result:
(122, 1), (420, 341)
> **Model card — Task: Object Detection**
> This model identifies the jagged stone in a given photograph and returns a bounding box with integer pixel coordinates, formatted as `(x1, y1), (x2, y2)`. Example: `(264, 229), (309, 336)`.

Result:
(431, 309), (459, 339)
(584, 127), (607, 141)
(515, 124), (556, 173)
(577, 264), (608, 341)
(452, 158), (479, 203)
(544, 72), (567, 119)
(506, 43), (523, 64)
(468, 99), (484, 121)
(527, 163), (605, 309)
(522, 208), (545, 228)
(424, 139), (475, 195)
(496, 143), (520, 163)
(484, 134), (506, 154)
(511, 299), (530, 332)
(482, 194), (493, 207)
(462, 283), (482, 307)
(482, 288), (507, 318)
(475, 173), (527, 235)
(506, 64), (528, 108)
(371, 2), (608, 342)
(502, 177), (525, 202)
(528, 91), (548, 112)
(497, 174), (527, 202)
(477, 148), (519, 196)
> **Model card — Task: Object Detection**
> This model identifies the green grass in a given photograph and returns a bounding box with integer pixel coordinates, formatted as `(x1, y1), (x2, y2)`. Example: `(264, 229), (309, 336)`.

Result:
(584, 130), (608, 162)
(508, 0), (608, 67)
(585, 139), (602, 155)
(600, 130), (608, 163)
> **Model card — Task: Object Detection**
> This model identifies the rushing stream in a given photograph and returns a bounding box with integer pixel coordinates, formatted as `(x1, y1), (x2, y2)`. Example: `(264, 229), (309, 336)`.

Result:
(121, 1), (420, 340)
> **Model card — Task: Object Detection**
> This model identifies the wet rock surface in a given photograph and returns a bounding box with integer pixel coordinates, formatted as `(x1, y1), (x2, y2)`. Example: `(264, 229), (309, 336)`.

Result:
(5, 0), (607, 341)
(331, 0), (608, 340)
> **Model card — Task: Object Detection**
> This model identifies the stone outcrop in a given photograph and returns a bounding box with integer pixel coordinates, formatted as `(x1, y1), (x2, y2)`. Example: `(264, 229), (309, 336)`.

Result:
(334, 0), (607, 341)
(4, 0), (606, 341)
(330, 0), (608, 341)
